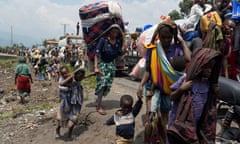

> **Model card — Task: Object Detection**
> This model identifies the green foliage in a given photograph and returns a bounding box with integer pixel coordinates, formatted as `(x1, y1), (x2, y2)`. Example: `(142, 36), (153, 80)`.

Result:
(0, 57), (18, 65)
(0, 59), (16, 64)
(168, 10), (183, 20)
(60, 63), (96, 94)
(61, 63), (75, 72)
(0, 113), (13, 121)
(38, 101), (56, 110)
(179, 0), (194, 17)
(59, 36), (66, 40)
(82, 71), (96, 90)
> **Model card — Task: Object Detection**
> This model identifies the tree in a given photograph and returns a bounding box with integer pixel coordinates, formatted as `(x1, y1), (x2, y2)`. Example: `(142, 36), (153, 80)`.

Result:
(179, 0), (194, 17)
(59, 36), (66, 40)
(168, 10), (183, 20)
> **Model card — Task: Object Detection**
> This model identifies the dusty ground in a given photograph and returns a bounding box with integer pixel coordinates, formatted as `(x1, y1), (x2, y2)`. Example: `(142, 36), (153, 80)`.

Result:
(0, 59), (146, 144)
(1, 56), (239, 144)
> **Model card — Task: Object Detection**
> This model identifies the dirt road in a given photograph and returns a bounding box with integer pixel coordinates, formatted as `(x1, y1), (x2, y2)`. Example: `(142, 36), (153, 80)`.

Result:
(0, 59), (233, 144)
(0, 72), (146, 144)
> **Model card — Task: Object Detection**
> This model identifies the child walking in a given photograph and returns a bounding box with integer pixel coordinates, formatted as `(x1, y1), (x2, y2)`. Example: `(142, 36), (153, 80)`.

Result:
(106, 94), (143, 144)
(55, 66), (95, 139)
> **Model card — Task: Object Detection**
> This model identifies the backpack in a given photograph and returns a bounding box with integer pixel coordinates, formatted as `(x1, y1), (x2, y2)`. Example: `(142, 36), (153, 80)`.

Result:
(167, 93), (199, 144)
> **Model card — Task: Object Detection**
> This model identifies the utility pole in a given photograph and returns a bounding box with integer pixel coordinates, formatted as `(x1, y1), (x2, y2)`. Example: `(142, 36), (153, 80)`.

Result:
(61, 23), (69, 36)
(10, 25), (13, 46)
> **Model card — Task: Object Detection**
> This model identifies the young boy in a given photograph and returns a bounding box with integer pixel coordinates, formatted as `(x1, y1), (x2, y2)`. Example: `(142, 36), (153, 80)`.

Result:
(106, 94), (143, 144)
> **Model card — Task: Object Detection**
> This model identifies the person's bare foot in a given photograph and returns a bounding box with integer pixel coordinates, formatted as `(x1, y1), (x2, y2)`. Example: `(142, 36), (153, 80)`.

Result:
(97, 107), (106, 115)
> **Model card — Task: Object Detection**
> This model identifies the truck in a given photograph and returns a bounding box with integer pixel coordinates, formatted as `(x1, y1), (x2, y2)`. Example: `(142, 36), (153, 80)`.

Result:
(58, 35), (87, 66)
(44, 39), (58, 51)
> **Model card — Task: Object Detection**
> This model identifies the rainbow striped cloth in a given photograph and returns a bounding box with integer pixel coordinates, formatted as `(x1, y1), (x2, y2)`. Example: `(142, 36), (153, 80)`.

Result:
(146, 42), (182, 95)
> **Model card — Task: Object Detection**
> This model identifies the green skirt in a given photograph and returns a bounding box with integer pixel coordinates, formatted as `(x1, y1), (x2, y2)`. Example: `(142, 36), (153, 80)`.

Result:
(95, 61), (116, 96)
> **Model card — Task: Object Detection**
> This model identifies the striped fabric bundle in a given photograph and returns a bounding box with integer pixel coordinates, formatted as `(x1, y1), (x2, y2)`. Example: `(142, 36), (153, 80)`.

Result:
(147, 42), (182, 95)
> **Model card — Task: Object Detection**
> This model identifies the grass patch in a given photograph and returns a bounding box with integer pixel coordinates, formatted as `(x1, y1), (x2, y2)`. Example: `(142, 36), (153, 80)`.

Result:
(0, 113), (14, 121)
(60, 63), (96, 91)
(0, 57), (18, 64)
(0, 100), (56, 122)
(38, 101), (57, 110)
(0, 57), (18, 69)
(61, 63), (75, 72)
(82, 71), (96, 90)
(12, 105), (36, 115)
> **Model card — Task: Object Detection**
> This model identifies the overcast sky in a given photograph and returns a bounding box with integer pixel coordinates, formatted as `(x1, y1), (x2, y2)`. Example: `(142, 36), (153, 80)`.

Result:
(0, 0), (181, 46)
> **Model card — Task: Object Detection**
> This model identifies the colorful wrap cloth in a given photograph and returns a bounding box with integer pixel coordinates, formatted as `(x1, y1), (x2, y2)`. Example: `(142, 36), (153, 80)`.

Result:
(146, 42), (182, 95)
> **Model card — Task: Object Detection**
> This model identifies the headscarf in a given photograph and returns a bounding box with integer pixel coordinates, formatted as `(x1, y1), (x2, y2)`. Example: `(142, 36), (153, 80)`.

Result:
(186, 48), (222, 83)
(88, 23), (124, 46)
(107, 24), (124, 38)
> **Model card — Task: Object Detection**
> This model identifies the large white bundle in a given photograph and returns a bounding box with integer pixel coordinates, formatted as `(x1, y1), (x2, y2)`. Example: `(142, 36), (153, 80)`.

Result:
(79, 1), (122, 28)
(136, 24), (157, 57)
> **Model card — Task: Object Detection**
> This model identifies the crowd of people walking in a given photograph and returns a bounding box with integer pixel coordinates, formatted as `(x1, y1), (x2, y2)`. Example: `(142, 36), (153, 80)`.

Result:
(13, 0), (240, 143)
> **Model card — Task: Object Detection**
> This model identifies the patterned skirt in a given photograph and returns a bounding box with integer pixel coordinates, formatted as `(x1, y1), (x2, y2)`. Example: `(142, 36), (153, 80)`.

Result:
(95, 61), (115, 96)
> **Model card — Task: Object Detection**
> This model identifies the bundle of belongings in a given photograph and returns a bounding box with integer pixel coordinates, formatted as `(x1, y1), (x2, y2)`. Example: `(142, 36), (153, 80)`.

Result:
(79, 1), (125, 60)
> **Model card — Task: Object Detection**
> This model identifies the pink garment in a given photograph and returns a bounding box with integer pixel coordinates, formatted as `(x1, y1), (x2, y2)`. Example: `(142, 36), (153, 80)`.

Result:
(129, 58), (146, 79)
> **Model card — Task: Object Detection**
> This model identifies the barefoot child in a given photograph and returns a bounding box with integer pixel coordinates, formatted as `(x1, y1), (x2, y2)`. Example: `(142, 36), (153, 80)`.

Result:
(106, 94), (143, 144)
(56, 66), (95, 139)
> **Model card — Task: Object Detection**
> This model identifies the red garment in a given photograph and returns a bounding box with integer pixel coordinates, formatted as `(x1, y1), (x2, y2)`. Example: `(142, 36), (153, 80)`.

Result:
(17, 75), (31, 93)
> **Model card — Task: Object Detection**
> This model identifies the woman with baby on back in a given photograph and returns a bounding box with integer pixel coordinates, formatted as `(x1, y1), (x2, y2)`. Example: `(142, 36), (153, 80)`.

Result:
(137, 19), (191, 144)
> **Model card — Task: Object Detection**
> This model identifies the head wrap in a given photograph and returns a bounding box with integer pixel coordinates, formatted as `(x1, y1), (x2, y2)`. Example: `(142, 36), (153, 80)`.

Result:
(186, 48), (222, 83)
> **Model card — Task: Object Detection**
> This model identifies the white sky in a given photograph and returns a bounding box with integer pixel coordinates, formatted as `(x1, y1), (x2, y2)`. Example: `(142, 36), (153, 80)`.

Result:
(0, 0), (181, 46)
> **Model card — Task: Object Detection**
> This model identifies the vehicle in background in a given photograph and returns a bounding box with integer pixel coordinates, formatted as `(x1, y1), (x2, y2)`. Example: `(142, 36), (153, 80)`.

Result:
(44, 39), (58, 51)
(122, 32), (142, 79)
(58, 35), (86, 67)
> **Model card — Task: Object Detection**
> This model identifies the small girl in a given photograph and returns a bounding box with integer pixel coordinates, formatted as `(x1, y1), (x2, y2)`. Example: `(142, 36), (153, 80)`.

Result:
(55, 66), (95, 139)
(168, 48), (222, 144)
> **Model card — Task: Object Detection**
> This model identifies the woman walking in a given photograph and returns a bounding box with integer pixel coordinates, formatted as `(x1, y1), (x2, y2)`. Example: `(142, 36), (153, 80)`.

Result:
(15, 57), (33, 103)
(94, 24), (125, 115)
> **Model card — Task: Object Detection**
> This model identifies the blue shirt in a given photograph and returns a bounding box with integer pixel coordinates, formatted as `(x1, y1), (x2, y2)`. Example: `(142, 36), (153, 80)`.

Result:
(94, 37), (123, 63)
